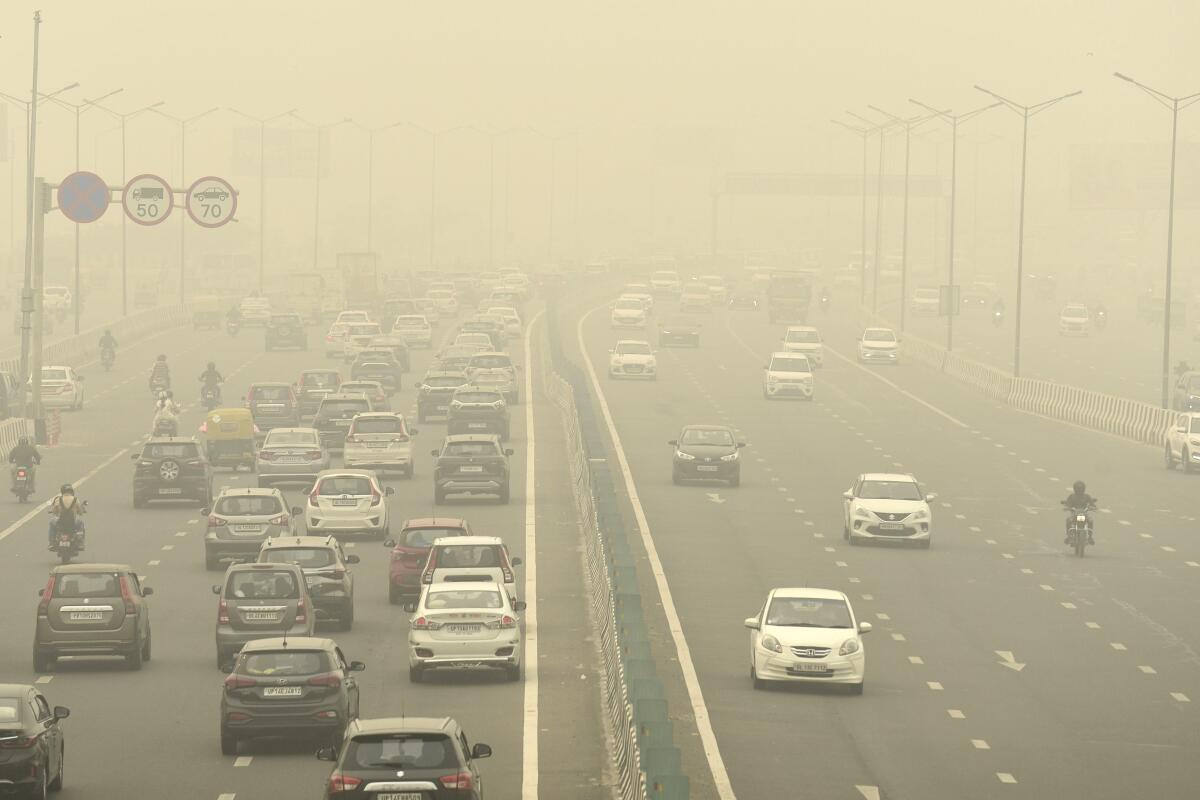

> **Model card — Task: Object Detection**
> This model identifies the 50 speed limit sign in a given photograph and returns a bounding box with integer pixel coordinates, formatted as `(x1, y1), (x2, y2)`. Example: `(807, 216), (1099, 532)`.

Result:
(186, 176), (237, 228)
(122, 174), (173, 225)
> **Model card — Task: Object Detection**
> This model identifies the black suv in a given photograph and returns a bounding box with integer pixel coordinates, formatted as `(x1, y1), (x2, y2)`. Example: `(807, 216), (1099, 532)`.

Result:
(432, 434), (514, 504)
(447, 386), (510, 440)
(247, 382), (301, 431)
(265, 312), (307, 351)
(313, 393), (372, 452)
(131, 437), (213, 508)
(316, 716), (491, 800)
(417, 370), (469, 422)
(296, 369), (341, 417)
(350, 351), (403, 394)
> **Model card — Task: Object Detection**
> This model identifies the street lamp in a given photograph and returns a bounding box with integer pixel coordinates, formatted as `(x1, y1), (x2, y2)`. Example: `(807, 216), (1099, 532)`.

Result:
(909, 98), (1001, 351)
(403, 124), (480, 269)
(1112, 72), (1200, 409)
(525, 128), (578, 266)
(288, 113), (352, 271)
(226, 107), (297, 292)
(151, 105), (220, 305)
(974, 84), (1082, 378)
(85, 98), (166, 316)
(848, 111), (899, 313)
(832, 118), (887, 306)
(350, 120), (404, 254)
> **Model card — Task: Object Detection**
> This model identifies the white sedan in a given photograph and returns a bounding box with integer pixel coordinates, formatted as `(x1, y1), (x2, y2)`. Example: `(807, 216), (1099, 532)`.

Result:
(406, 580), (526, 682)
(1165, 412), (1200, 473)
(342, 413), (417, 477)
(392, 315), (433, 348)
(609, 340), (657, 380)
(842, 472), (935, 548)
(745, 587), (870, 693)
(32, 365), (85, 410)
(610, 298), (648, 329)
(303, 469), (394, 537)
(1058, 304), (1090, 336)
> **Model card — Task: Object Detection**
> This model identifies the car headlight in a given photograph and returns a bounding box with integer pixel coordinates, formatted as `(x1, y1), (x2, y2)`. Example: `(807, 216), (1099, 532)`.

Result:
(766, 376), (779, 385)
(853, 507), (872, 519)
(720, 452), (739, 462)
(839, 638), (860, 656)
(675, 451), (695, 461)
(760, 634), (783, 654)
(911, 509), (930, 521)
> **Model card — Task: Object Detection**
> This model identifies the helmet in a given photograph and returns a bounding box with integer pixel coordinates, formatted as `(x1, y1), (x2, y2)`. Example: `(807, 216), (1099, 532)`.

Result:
(60, 483), (74, 495)
(207, 362), (215, 371)
(156, 354), (167, 362)
(1073, 480), (1086, 494)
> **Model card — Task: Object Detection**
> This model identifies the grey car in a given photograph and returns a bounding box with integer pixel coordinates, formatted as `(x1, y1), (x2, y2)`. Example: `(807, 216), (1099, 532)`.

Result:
(255, 427), (330, 488)
(203, 487), (296, 570)
(33, 563), (154, 671)
(257, 535), (359, 630)
(213, 562), (315, 668)
(220, 636), (364, 755)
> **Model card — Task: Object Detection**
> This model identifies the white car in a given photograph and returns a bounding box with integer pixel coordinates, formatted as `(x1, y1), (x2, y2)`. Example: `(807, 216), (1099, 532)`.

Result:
(406, 580), (525, 682)
(392, 315), (433, 348)
(649, 269), (681, 296)
(763, 352), (814, 400)
(618, 293), (653, 314)
(239, 297), (272, 326)
(32, 365), (84, 410)
(620, 284), (654, 312)
(454, 332), (495, 353)
(842, 472), (935, 548)
(501, 273), (531, 300)
(679, 282), (714, 313)
(303, 469), (394, 537)
(857, 327), (899, 364)
(910, 287), (940, 316)
(42, 285), (72, 311)
(342, 412), (416, 477)
(334, 310), (371, 326)
(323, 323), (350, 358)
(781, 326), (823, 366)
(1058, 304), (1090, 336)
(1165, 412), (1200, 472)
(465, 352), (519, 403)
(487, 306), (523, 338)
(427, 289), (459, 317)
(699, 275), (729, 303)
(745, 587), (870, 693)
(419, 535), (522, 596)
(341, 322), (384, 363)
(611, 298), (648, 329)
(609, 340), (657, 380)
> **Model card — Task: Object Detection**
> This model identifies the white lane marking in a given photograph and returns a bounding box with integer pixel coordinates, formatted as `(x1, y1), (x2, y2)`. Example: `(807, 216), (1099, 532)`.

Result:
(0, 447), (130, 544)
(161, 545), (173, 551)
(969, 739), (990, 750)
(1020, 568), (1034, 575)
(1162, 546), (1177, 553)
(233, 756), (252, 767)
(576, 307), (735, 800)
(954, 513), (966, 520)
(1086, 622), (1101, 629)
(1002, 553), (1015, 560)
(148, 560), (161, 566)
(875, 613), (890, 620)
(855, 787), (881, 800)
(1110, 643), (1127, 651)
(1171, 692), (1190, 702)
(218, 794), (236, 800)
(1139, 665), (1157, 674)
(1138, 533), (1153, 539)
(522, 311), (542, 800)
(1061, 602), (1076, 609)
(175, 531), (187, 537)
(996, 651), (1026, 672)
(824, 547), (836, 553)
(835, 561), (848, 567)
(848, 577), (861, 583)
(832, 346), (970, 427)
(968, 525), (981, 532)
(1039, 584), (1054, 591)
(813, 533), (824, 539)
(985, 539), (998, 545)
(861, 594), (873, 600)
(1118, 520), (1131, 526)
(35, 676), (52, 684)
(1187, 562), (1200, 567)
(948, 709), (966, 719)
(908, 656), (924, 664)
(927, 681), (944, 691)
(891, 633), (906, 641)
(997, 773), (1017, 784)
(188, 519), (198, 525)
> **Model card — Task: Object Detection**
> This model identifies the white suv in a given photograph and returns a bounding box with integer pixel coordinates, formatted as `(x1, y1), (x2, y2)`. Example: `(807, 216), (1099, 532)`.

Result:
(857, 327), (899, 364)
(1165, 412), (1200, 472)
(763, 352), (814, 400)
(842, 473), (935, 548)
(1058, 304), (1090, 336)
(781, 326), (823, 366)
(609, 340), (657, 380)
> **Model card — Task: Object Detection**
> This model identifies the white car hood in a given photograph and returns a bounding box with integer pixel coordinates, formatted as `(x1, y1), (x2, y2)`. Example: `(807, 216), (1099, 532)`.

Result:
(612, 308), (645, 318)
(613, 354), (655, 366)
(861, 340), (898, 350)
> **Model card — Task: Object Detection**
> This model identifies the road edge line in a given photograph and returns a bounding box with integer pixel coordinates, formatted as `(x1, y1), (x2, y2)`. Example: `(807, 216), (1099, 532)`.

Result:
(522, 311), (543, 800)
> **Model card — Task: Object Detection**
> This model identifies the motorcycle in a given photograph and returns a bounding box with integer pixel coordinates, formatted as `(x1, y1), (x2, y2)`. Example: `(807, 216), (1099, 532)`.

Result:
(100, 346), (116, 371)
(226, 319), (241, 337)
(49, 502), (86, 564)
(992, 309), (1004, 327)
(1062, 500), (1096, 557)
(11, 465), (34, 503)
(152, 411), (179, 437)
(149, 374), (170, 395)
(1095, 309), (1108, 330)
(201, 384), (221, 410)
(819, 294), (831, 314)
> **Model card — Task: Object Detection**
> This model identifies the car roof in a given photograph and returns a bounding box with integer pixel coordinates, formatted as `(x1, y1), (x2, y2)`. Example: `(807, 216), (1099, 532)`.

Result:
(615, 339), (651, 346)
(143, 436), (196, 444)
(261, 535), (338, 549)
(50, 562), (133, 574)
(427, 579), (504, 593)
(860, 472), (916, 482)
(319, 393), (370, 402)
(351, 717), (455, 736)
(770, 351), (810, 359)
(431, 535), (504, 547)
(352, 411), (405, 420)
(315, 469), (378, 479)
(403, 517), (468, 528)
(215, 486), (283, 497)
(442, 434), (502, 444)
(225, 561), (304, 573)
(785, 325), (818, 332)
(680, 424), (734, 432)
(264, 427), (318, 436)
(468, 350), (511, 358)
(240, 636), (335, 653)
(250, 381), (292, 388)
(863, 327), (895, 333)
(301, 368), (340, 375)
(770, 587), (848, 601)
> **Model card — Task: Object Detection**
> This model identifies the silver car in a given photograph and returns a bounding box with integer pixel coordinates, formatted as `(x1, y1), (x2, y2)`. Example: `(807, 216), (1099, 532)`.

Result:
(213, 562), (315, 668)
(203, 487), (296, 570)
(342, 413), (418, 477)
(255, 427), (330, 488)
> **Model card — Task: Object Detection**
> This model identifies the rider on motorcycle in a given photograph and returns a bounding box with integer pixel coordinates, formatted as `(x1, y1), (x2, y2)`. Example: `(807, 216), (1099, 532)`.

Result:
(993, 299), (1006, 317)
(226, 306), (242, 325)
(199, 362), (224, 404)
(1062, 480), (1097, 545)
(155, 390), (181, 416)
(149, 354), (170, 390)
(47, 484), (85, 550)
(99, 329), (118, 352)
(9, 437), (41, 492)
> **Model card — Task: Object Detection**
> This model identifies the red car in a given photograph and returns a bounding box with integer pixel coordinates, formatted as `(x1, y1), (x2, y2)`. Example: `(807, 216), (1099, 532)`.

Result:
(384, 517), (473, 603)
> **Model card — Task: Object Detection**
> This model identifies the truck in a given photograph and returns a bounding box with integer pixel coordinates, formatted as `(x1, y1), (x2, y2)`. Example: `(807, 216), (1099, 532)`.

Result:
(338, 252), (379, 315)
(766, 270), (814, 324)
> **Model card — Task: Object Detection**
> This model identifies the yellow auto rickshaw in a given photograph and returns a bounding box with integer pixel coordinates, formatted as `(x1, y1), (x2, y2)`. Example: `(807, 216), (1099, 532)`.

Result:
(200, 407), (257, 471)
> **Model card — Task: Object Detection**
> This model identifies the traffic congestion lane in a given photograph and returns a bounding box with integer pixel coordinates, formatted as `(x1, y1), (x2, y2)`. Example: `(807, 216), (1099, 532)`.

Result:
(0, 319), (536, 799)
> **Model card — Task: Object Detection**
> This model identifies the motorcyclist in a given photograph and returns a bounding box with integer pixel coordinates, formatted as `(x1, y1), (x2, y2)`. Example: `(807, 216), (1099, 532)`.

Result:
(155, 390), (181, 416)
(9, 437), (41, 493)
(149, 354), (170, 390)
(199, 362), (224, 403)
(993, 299), (1005, 317)
(47, 484), (85, 550)
(226, 305), (241, 325)
(98, 329), (118, 352)
(1062, 480), (1097, 545)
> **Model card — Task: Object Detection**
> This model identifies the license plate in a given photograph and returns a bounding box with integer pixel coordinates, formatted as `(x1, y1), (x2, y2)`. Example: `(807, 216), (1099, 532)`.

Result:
(468, 422), (488, 429)
(435, 405), (449, 412)
(446, 624), (481, 633)
(878, 523), (905, 530)
(333, 498), (358, 506)
(791, 663), (828, 673)
(697, 465), (718, 472)
(233, 524), (260, 532)
(277, 457), (304, 464)
(262, 686), (302, 697)
(377, 793), (422, 800)
(366, 442), (388, 448)
(158, 488), (183, 495)
(69, 611), (103, 621)
(460, 465), (484, 473)
(335, 419), (351, 426)
(244, 612), (280, 621)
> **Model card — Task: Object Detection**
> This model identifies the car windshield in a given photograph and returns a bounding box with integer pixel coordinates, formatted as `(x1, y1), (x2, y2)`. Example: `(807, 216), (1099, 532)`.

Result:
(425, 588), (503, 609)
(355, 417), (405, 434)
(426, 376), (467, 388)
(455, 391), (502, 404)
(766, 597), (854, 629)
(239, 650), (329, 677)
(264, 430), (317, 447)
(770, 356), (811, 373)
(317, 476), (372, 496)
(785, 330), (819, 343)
(227, 570), (299, 599)
(252, 386), (291, 402)
(680, 428), (734, 446)
(403, 527), (465, 548)
(319, 401), (367, 417)
(1063, 306), (1088, 317)
(143, 444), (198, 459)
(262, 548), (336, 569)
(858, 480), (923, 501)
(864, 330), (896, 343)
(394, 316), (428, 328)
(615, 299), (643, 310)
(444, 441), (500, 457)
(42, 369), (67, 381)
(215, 495), (283, 516)
(616, 343), (652, 355)
(347, 734), (458, 770)
(54, 572), (119, 597)
(470, 355), (513, 370)
(302, 373), (338, 388)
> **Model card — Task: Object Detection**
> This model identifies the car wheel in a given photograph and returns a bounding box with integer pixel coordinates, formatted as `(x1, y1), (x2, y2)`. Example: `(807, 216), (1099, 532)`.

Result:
(498, 484), (511, 504)
(339, 605), (354, 632)
(1166, 445), (1176, 470)
(33, 648), (51, 673)
(918, 539), (931, 550)
(220, 728), (238, 756)
(142, 630), (152, 662)
(729, 472), (740, 488)
(751, 664), (765, 691)
(205, 552), (221, 571)
(847, 530), (859, 546)
(505, 662), (522, 682)
(847, 681), (865, 695)
(1185, 449), (1196, 474)
(48, 744), (63, 791)
(126, 638), (144, 671)
(132, 495), (145, 509)
(408, 664), (424, 683)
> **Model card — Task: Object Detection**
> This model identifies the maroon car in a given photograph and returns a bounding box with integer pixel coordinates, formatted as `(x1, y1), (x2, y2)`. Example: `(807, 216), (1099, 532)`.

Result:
(384, 518), (473, 604)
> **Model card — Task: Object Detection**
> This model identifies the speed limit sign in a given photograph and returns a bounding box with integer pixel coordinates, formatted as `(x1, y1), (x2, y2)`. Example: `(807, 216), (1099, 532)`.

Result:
(186, 176), (237, 228)
(122, 174), (173, 225)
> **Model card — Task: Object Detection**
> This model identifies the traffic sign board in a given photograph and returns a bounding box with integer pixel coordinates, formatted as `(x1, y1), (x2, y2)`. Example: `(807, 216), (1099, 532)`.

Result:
(57, 171), (110, 223)
(122, 174), (174, 226)
(186, 176), (236, 228)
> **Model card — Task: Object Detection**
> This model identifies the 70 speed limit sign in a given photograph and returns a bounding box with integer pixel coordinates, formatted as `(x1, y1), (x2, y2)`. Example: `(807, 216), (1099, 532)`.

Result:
(122, 174), (174, 225)
(186, 176), (237, 228)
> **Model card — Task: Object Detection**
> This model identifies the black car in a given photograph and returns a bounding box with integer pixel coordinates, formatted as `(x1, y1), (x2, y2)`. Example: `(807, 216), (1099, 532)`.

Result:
(446, 387), (510, 440)
(317, 716), (491, 800)
(658, 319), (701, 347)
(458, 320), (506, 351)
(247, 382), (301, 431)
(296, 369), (342, 417)
(350, 352), (402, 394)
(265, 313), (307, 351)
(313, 393), (372, 452)
(131, 437), (213, 508)
(0, 684), (68, 796)
(417, 371), (469, 422)
(367, 335), (411, 372)
(432, 434), (513, 504)
(669, 424), (746, 487)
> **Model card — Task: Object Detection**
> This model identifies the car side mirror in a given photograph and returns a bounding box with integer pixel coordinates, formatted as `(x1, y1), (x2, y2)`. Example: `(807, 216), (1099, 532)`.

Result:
(384, 487), (395, 496)
(349, 661), (366, 672)
(471, 743), (493, 760)
(129, 452), (140, 461)
(291, 506), (303, 516)
(744, 617), (760, 630)
(315, 746), (338, 761)
(925, 493), (938, 502)
(200, 507), (211, 517)
(842, 490), (854, 500)
(858, 622), (873, 634)
(37, 588), (44, 597)
(504, 448), (514, 456)
(402, 602), (417, 613)
(52, 706), (70, 721)
(211, 585), (222, 595)
(736, 442), (746, 449)
(142, 587), (154, 596)
(511, 556), (523, 567)
(383, 539), (395, 548)
(430, 449), (440, 457)
(667, 439), (678, 447)
(345, 554), (361, 565)
(220, 663), (234, 674)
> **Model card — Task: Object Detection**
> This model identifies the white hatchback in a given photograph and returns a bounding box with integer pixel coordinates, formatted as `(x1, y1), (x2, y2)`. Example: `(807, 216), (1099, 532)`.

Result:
(763, 352), (813, 400)
(303, 470), (394, 538)
(745, 587), (870, 692)
(857, 327), (899, 364)
(33, 365), (85, 410)
(392, 315), (433, 348)
(609, 340), (657, 380)
(781, 326), (823, 366)
(842, 472), (935, 547)
(1058, 304), (1090, 336)
(611, 297), (648, 329)
(1165, 412), (1200, 473)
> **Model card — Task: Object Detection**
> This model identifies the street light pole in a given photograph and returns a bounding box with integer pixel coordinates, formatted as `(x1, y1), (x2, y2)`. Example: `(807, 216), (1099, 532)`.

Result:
(849, 111), (896, 313)
(832, 119), (883, 307)
(227, 108), (297, 292)
(350, 122), (402, 255)
(289, 114), (352, 272)
(974, 84), (1082, 378)
(910, 99), (1001, 351)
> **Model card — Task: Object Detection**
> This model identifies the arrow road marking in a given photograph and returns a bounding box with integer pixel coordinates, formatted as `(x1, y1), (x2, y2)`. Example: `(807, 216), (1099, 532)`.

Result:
(705, 493), (726, 504)
(996, 650), (1026, 672)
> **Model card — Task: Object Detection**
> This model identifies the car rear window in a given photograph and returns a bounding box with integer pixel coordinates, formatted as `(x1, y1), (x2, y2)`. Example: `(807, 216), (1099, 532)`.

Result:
(319, 401), (368, 417)
(402, 527), (466, 548)
(356, 361), (391, 371)
(42, 369), (68, 381)
(215, 495), (283, 516)
(444, 441), (499, 457)
(53, 572), (119, 597)
(302, 373), (339, 388)
(340, 383), (380, 395)
(264, 430), (317, 446)
(348, 324), (382, 336)
(346, 734), (458, 770)
(227, 570), (299, 599)
(239, 650), (329, 677)
(143, 443), (199, 459)
(252, 386), (291, 402)
(454, 391), (502, 404)
(317, 476), (372, 496)
(394, 316), (427, 327)
(271, 316), (301, 325)
(435, 544), (502, 568)
(353, 417), (404, 434)
(262, 548), (336, 569)
(425, 376), (467, 388)
(425, 589), (503, 609)
(470, 354), (511, 369)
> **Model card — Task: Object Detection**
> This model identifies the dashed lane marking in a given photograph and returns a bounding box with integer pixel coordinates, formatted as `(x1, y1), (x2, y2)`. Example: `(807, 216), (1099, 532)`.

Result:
(1139, 666), (1157, 674)
(997, 773), (1018, 784)
(233, 757), (252, 767)
(972, 739), (990, 749)
(947, 709), (966, 719)
(908, 656), (924, 664)
(148, 560), (160, 566)
(1086, 622), (1101, 629)
(927, 681), (944, 691)
(1111, 643), (1127, 651)
(1171, 693), (1190, 702)
(892, 633), (906, 641)
(35, 676), (52, 684)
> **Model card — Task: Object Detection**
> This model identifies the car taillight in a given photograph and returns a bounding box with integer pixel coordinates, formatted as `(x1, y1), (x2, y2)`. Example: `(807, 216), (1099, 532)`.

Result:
(370, 487), (382, 506)
(258, 450), (277, 461)
(322, 569), (346, 580)
(0, 734), (38, 749)
(412, 616), (441, 630)
(223, 674), (257, 689)
(37, 575), (54, 616)
(344, 434), (360, 444)
(296, 598), (308, 624)
(328, 774), (362, 792)
(440, 772), (474, 790)
(208, 515), (227, 527)
(309, 487), (321, 506)
(118, 575), (137, 615)
(307, 672), (342, 688)
(396, 434), (410, 443)
(15, 468), (26, 478)
(491, 615), (517, 629)
(269, 514), (289, 526)
(217, 599), (230, 624)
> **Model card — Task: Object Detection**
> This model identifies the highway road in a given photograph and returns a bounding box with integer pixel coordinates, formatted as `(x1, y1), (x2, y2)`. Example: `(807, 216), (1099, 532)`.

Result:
(0, 311), (608, 799)
(565, 283), (1200, 800)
